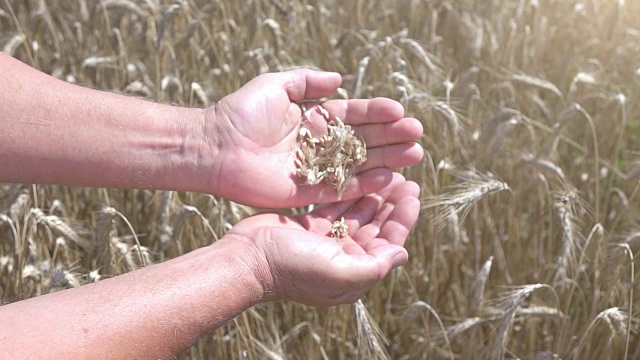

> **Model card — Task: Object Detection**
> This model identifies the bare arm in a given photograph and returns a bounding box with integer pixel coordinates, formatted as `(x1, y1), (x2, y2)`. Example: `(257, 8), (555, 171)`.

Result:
(0, 52), (208, 192)
(0, 239), (264, 359)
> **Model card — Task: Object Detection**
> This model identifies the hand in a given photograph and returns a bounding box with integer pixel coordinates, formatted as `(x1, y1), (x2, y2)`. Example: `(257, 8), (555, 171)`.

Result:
(201, 69), (423, 208)
(224, 173), (420, 306)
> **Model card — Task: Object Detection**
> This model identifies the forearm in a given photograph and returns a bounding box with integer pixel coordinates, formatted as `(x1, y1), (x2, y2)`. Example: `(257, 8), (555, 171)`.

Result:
(0, 239), (264, 359)
(0, 53), (210, 191)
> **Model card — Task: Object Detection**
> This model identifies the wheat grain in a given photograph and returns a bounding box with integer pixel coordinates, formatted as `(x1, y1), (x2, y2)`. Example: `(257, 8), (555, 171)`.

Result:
(295, 104), (367, 194)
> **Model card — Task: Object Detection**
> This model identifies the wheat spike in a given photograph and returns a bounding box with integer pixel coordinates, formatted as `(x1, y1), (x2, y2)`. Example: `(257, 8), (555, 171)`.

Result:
(30, 208), (91, 250)
(354, 299), (390, 360)
(489, 284), (556, 360)
(422, 173), (509, 230)
(552, 190), (583, 286)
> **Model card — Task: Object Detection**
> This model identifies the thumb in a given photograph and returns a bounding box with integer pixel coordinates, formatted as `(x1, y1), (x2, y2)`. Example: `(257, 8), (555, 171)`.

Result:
(281, 69), (342, 101)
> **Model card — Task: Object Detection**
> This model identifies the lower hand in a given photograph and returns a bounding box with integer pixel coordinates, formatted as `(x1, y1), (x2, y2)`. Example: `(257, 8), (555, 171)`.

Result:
(222, 173), (420, 306)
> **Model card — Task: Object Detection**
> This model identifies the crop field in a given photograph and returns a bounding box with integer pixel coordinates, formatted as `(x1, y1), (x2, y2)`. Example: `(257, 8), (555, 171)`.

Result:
(1, 0), (640, 359)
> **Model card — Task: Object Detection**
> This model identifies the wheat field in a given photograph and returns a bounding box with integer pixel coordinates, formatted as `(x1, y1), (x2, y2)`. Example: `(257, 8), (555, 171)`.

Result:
(1, 0), (640, 359)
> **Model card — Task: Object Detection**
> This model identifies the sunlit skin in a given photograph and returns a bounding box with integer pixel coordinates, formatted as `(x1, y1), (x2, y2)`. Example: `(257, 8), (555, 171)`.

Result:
(0, 52), (423, 358)
(209, 70), (424, 207)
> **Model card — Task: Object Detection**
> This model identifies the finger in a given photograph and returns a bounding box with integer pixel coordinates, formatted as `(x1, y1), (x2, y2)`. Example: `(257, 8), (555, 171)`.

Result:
(307, 188), (383, 227)
(356, 196), (420, 249)
(356, 238), (409, 269)
(295, 168), (394, 205)
(295, 111), (423, 147)
(342, 193), (387, 234)
(388, 180), (421, 201)
(378, 196), (421, 246)
(357, 143), (424, 172)
(368, 244), (409, 269)
(339, 236), (367, 255)
(281, 69), (342, 101)
(353, 203), (393, 243)
(336, 246), (403, 287)
(347, 244), (407, 283)
(353, 181), (420, 244)
(319, 98), (405, 125)
(353, 117), (423, 147)
(341, 174), (406, 234)
(302, 173), (405, 232)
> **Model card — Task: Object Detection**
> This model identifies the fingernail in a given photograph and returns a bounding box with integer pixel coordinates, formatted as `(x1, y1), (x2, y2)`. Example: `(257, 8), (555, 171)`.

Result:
(392, 253), (406, 269)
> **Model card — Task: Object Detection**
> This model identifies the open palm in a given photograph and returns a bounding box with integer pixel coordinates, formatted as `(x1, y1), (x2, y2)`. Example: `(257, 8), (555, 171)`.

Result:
(226, 174), (420, 306)
(205, 69), (423, 208)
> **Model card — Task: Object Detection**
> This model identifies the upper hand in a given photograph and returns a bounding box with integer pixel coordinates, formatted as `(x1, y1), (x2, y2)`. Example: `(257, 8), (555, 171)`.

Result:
(200, 69), (423, 208)
(222, 173), (420, 306)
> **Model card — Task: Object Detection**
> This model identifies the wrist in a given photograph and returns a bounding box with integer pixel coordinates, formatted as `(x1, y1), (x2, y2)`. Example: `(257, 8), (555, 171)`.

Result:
(194, 104), (225, 194)
(147, 104), (219, 193)
(214, 233), (277, 304)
